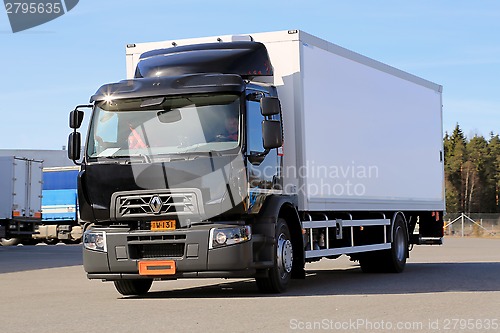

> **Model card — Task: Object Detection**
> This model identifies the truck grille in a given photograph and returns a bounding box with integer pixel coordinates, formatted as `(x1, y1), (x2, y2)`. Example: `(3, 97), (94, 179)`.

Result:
(128, 234), (186, 242)
(129, 243), (185, 259)
(110, 189), (204, 219)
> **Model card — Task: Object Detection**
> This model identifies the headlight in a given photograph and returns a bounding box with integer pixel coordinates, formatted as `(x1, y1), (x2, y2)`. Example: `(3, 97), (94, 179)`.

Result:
(209, 226), (251, 249)
(83, 230), (107, 252)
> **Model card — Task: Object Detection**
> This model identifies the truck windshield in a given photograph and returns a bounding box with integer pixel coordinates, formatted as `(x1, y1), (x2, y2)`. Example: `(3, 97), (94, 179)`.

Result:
(86, 94), (241, 159)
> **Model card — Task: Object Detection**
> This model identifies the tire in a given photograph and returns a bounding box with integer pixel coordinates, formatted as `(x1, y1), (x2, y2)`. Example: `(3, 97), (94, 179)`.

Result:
(0, 238), (20, 246)
(359, 215), (408, 273)
(385, 215), (409, 272)
(113, 279), (153, 296)
(44, 238), (59, 245)
(256, 218), (293, 293)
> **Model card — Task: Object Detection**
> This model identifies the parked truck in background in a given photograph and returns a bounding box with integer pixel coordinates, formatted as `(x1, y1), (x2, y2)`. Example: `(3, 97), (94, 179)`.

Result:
(37, 166), (83, 243)
(67, 30), (444, 295)
(0, 160), (83, 245)
(0, 156), (43, 246)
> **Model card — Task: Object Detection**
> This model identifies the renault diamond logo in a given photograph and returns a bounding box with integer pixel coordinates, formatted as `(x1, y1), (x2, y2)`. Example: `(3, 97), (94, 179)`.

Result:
(149, 195), (163, 214)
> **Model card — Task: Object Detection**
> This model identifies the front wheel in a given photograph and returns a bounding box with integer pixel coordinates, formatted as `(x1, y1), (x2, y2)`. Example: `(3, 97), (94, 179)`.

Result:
(256, 218), (293, 293)
(113, 279), (153, 296)
(0, 237), (20, 246)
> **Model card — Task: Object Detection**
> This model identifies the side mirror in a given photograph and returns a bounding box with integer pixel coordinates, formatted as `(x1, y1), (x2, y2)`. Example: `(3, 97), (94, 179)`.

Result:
(68, 132), (81, 161)
(262, 120), (282, 150)
(69, 109), (84, 129)
(260, 97), (281, 116)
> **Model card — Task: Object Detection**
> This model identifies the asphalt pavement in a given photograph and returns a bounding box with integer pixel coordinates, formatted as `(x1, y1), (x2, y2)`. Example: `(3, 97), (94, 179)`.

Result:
(0, 238), (499, 333)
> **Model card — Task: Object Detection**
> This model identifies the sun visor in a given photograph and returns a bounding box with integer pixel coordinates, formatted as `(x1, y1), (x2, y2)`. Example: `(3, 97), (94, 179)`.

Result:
(135, 42), (273, 79)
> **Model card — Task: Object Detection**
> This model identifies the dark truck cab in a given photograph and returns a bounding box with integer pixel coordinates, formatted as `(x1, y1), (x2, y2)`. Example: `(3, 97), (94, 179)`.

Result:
(68, 41), (296, 295)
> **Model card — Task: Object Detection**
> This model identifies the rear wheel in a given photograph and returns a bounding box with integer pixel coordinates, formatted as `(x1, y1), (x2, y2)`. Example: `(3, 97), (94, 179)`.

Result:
(359, 215), (408, 273)
(256, 218), (293, 293)
(384, 215), (409, 272)
(113, 279), (153, 296)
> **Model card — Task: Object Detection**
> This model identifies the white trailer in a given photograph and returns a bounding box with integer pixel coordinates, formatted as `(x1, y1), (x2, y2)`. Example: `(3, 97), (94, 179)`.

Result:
(0, 156), (43, 245)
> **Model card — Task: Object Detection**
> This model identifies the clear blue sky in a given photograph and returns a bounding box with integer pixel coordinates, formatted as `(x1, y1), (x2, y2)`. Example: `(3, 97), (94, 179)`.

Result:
(0, 0), (499, 149)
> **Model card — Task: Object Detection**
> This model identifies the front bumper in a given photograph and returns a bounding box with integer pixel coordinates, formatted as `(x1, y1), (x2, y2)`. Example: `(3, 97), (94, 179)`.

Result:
(83, 224), (256, 280)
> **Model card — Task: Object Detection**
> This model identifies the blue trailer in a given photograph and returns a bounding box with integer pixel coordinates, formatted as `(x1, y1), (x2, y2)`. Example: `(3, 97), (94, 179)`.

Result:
(38, 166), (82, 243)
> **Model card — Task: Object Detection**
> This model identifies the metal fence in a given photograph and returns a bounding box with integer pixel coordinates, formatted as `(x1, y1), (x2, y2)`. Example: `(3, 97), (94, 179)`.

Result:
(444, 213), (500, 237)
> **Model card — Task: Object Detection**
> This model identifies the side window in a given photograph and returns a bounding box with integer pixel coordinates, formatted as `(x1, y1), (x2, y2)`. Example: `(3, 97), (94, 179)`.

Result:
(97, 112), (118, 143)
(246, 97), (265, 153)
(89, 111), (119, 156)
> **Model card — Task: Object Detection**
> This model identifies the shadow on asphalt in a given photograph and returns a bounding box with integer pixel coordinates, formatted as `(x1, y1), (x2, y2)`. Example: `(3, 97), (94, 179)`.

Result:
(3, 245), (499, 298)
(0, 245), (83, 273)
(127, 262), (500, 299)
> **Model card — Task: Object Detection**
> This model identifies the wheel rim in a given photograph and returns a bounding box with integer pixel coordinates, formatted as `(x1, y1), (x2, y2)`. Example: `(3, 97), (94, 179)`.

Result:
(277, 233), (293, 278)
(394, 225), (406, 262)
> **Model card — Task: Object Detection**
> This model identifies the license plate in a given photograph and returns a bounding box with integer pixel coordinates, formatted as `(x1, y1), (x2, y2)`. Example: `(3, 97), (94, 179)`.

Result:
(139, 260), (176, 275)
(150, 220), (176, 231)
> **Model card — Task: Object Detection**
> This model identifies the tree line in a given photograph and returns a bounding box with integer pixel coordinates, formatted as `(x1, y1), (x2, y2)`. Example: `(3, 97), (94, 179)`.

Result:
(444, 124), (500, 213)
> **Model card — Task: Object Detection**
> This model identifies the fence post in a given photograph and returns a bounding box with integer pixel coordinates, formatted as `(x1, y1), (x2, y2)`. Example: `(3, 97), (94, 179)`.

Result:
(461, 213), (464, 237)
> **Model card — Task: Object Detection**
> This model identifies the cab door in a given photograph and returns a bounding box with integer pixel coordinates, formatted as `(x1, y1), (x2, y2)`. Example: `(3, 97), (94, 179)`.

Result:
(245, 90), (282, 213)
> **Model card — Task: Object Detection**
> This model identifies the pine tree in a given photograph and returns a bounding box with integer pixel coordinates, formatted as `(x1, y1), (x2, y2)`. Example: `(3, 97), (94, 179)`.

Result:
(466, 135), (490, 212)
(488, 134), (500, 212)
(443, 126), (500, 213)
(444, 124), (467, 212)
